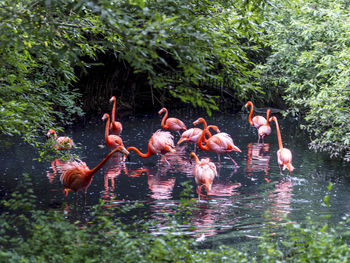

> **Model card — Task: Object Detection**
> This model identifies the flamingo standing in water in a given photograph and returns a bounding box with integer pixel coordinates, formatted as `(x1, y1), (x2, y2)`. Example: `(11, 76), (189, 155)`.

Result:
(46, 129), (75, 150)
(189, 152), (217, 199)
(60, 145), (129, 204)
(109, 96), (123, 135)
(193, 118), (241, 166)
(126, 130), (176, 163)
(258, 109), (272, 143)
(158, 107), (187, 135)
(269, 116), (294, 174)
(245, 101), (267, 129)
(102, 113), (124, 149)
(177, 125), (216, 152)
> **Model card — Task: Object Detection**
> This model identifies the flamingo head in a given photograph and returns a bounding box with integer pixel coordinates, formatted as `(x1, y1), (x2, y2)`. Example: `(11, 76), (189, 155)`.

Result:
(207, 125), (220, 133)
(269, 116), (277, 123)
(46, 129), (56, 138)
(189, 152), (198, 164)
(109, 96), (116, 103)
(102, 113), (109, 121)
(244, 101), (253, 108)
(116, 145), (130, 156)
(193, 118), (206, 127)
(283, 163), (294, 173)
(158, 107), (167, 115)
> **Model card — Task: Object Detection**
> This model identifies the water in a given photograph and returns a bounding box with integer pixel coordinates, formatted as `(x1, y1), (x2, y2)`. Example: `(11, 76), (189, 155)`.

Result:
(1, 109), (350, 247)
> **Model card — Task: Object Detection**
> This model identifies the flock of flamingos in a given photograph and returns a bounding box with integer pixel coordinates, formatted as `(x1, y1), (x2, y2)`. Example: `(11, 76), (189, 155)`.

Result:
(46, 96), (294, 202)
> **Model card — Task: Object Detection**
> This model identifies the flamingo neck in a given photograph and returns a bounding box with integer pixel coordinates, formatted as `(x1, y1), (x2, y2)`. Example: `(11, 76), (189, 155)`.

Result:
(266, 109), (271, 126)
(111, 99), (116, 123)
(197, 120), (209, 151)
(105, 116), (110, 142)
(190, 152), (200, 164)
(127, 146), (152, 158)
(88, 147), (120, 177)
(248, 102), (254, 126)
(272, 117), (283, 149)
(160, 109), (168, 129)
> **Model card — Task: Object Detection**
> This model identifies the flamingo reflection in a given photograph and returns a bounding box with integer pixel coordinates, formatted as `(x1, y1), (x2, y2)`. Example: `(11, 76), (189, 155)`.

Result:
(269, 177), (293, 222)
(102, 161), (128, 200)
(245, 143), (271, 179)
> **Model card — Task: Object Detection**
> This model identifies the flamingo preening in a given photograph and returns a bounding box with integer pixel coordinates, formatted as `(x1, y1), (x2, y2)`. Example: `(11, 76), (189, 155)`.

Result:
(269, 116), (294, 174)
(189, 152), (217, 199)
(60, 146), (129, 204)
(245, 101), (267, 129)
(177, 125), (216, 152)
(46, 129), (75, 150)
(257, 109), (272, 143)
(193, 118), (241, 166)
(102, 113), (124, 149)
(158, 107), (187, 134)
(109, 96), (123, 135)
(126, 130), (176, 163)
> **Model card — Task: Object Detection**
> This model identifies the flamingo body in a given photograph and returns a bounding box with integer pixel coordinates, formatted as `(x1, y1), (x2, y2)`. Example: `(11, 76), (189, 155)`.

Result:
(190, 152), (217, 196)
(127, 130), (176, 158)
(109, 96), (123, 135)
(46, 129), (74, 150)
(102, 113), (124, 149)
(257, 109), (272, 143)
(245, 101), (267, 128)
(159, 107), (187, 132)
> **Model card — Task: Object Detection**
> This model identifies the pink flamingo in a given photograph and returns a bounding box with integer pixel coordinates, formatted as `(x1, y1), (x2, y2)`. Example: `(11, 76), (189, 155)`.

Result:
(193, 118), (241, 166)
(245, 101), (267, 128)
(269, 116), (294, 174)
(158, 107), (187, 134)
(126, 130), (176, 163)
(46, 129), (75, 150)
(189, 152), (217, 199)
(102, 113), (124, 149)
(60, 146), (129, 204)
(258, 109), (272, 143)
(177, 125), (216, 152)
(109, 96), (123, 135)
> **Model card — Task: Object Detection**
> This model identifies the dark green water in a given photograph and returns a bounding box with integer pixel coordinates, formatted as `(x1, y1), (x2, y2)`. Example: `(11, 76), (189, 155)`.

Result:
(1, 109), (350, 247)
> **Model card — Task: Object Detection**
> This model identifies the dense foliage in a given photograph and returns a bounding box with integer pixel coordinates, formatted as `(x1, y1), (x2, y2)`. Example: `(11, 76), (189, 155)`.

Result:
(1, 175), (350, 262)
(259, 0), (350, 161)
(0, 0), (266, 145)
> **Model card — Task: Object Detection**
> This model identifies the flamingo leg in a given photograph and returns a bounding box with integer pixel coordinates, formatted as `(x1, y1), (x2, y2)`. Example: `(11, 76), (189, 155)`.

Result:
(226, 153), (238, 167)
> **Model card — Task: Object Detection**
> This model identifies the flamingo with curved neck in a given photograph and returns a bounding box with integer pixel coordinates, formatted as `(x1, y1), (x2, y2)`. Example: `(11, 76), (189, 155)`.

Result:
(46, 129), (75, 150)
(127, 130), (176, 161)
(269, 116), (294, 174)
(189, 152), (217, 199)
(193, 118), (241, 166)
(109, 96), (123, 135)
(158, 107), (187, 134)
(60, 146), (129, 204)
(258, 109), (272, 143)
(245, 101), (267, 128)
(102, 113), (124, 149)
(177, 126), (215, 152)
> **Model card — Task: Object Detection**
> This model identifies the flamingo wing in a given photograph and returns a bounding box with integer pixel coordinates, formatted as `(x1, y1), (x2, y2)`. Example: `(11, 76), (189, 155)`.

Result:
(252, 116), (267, 129)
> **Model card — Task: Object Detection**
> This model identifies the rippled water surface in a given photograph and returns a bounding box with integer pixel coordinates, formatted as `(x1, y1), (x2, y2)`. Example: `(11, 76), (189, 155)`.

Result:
(1, 109), (350, 247)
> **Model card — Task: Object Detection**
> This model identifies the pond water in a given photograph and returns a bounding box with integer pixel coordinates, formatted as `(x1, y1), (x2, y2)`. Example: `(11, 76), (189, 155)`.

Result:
(1, 108), (350, 248)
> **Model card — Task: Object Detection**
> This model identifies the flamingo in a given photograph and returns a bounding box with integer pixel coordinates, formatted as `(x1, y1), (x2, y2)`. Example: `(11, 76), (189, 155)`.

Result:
(245, 101), (267, 128)
(177, 125), (216, 152)
(109, 96), (123, 135)
(257, 109), (272, 143)
(269, 116), (294, 174)
(126, 130), (176, 163)
(46, 129), (75, 150)
(189, 152), (217, 199)
(60, 146), (129, 204)
(158, 107), (187, 134)
(102, 113), (124, 149)
(193, 118), (241, 166)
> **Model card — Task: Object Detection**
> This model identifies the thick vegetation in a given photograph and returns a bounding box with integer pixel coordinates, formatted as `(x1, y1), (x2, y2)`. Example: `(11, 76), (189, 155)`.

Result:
(259, 0), (350, 161)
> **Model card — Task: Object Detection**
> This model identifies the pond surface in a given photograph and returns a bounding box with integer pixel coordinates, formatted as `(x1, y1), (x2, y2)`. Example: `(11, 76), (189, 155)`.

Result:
(1, 108), (350, 248)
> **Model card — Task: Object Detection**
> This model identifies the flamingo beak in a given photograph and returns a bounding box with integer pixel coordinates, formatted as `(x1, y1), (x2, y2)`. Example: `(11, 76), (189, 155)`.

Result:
(177, 137), (187, 145)
(233, 145), (242, 153)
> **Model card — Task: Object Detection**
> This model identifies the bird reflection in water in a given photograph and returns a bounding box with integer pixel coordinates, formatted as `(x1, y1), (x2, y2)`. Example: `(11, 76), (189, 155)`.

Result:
(269, 177), (293, 223)
(245, 143), (271, 181)
(102, 159), (128, 201)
